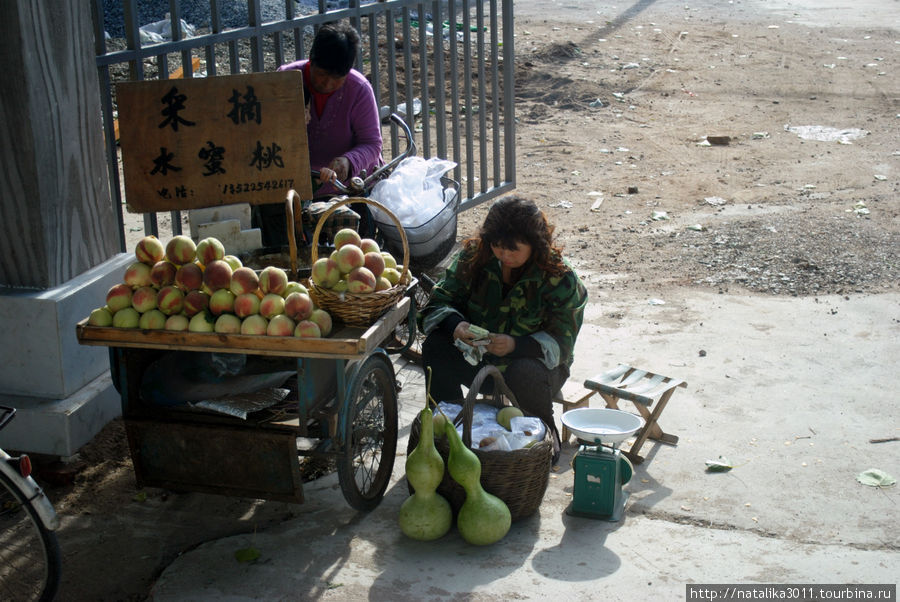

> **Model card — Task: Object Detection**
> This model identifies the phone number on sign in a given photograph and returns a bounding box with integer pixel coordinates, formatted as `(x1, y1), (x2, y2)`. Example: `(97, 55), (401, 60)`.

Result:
(221, 179), (295, 195)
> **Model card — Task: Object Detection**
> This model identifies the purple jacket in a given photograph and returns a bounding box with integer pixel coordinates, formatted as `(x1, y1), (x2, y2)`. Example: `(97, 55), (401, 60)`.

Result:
(278, 60), (383, 197)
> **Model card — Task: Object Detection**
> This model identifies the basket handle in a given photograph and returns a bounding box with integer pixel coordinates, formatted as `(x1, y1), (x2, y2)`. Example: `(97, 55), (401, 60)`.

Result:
(455, 365), (520, 447)
(284, 189), (306, 280)
(308, 196), (410, 285)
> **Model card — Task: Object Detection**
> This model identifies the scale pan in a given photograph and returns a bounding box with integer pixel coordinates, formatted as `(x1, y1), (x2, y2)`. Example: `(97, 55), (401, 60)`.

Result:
(561, 408), (644, 445)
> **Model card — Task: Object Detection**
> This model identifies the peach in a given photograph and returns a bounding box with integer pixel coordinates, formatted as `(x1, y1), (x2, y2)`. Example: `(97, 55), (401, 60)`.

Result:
(157, 285), (185, 315)
(363, 251), (386, 279)
(240, 314), (268, 335)
(165, 235), (197, 265)
(209, 288), (236, 315)
(188, 311), (216, 332)
(360, 238), (380, 255)
(131, 286), (158, 313)
(259, 293), (285, 319)
(230, 267), (259, 296)
(266, 314), (295, 336)
(259, 266), (288, 296)
(333, 227), (362, 250)
(214, 313), (242, 334)
(331, 279), (349, 293)
(182, 290), (210, 317)
(175, 262), (203, 292)
(284, 292), (314, 321)
(382, 252), (397, 269)
(233, 293), (260, 318)
(223, 255), (243, 271)
(138, 309), (167, 330)
(282, 281), (308, 297)
(135, 235), (165, 265)
(123, 261), (153, 288)
(382, 267), (401, 286)
(203, 259), (233, 292)
(375, 276), (392, 291)
(311, 257), (341, 288)
(309, 308), (333, 337)
(112, 307), (140, 328)
(346, 267), (377, 293)
(293, 320), (322, 338)
(335, 244), (365, 274)
(164, 314), (190, 331)
(88, 307), (113, 327)
(150, 260), (177, 288)
(106, 283), (133, 314)
(196, 237), (225, 266)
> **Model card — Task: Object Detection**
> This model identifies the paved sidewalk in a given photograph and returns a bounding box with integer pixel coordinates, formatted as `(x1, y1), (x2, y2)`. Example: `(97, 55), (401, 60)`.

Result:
(150, 291), (899, 600)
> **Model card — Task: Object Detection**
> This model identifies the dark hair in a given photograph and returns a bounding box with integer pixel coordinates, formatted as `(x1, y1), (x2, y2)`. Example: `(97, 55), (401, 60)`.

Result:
(461, 195), (566, 279)
(309, 21), (360, 77)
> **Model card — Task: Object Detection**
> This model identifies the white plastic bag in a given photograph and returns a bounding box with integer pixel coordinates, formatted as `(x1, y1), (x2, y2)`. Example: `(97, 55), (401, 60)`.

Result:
(371, 157), (456, 227)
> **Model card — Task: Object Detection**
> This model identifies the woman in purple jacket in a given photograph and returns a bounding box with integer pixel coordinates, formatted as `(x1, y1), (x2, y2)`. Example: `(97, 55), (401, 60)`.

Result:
(254, 21), (383, 246)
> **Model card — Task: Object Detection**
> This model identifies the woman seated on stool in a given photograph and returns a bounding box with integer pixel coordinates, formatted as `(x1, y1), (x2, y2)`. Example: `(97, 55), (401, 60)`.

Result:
(419, 195), (588, 464)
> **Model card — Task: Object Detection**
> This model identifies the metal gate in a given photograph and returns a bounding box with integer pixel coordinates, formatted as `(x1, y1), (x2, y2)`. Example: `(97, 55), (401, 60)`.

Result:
(92, 0), (516, 251)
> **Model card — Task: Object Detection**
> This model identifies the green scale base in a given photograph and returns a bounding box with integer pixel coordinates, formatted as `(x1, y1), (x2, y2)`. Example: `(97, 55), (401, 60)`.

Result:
(566, 444), (633, 521)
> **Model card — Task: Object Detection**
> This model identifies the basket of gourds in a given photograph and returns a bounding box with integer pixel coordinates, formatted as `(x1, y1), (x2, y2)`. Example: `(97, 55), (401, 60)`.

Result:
(289, 195), (411, 327)
(407, 365), (554, 522)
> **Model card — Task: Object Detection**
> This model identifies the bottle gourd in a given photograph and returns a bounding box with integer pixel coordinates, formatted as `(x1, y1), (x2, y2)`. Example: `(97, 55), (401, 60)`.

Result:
(444, 420), (512, 545)
(398, 402), (452, 541)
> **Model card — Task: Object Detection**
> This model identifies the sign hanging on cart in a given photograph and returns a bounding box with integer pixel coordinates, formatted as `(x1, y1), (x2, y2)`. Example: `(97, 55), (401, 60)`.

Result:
(117, 71), (312, 212)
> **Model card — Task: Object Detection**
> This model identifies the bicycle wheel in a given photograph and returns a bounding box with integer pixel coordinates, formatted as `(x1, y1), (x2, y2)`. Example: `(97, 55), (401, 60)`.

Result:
(393, 273), (434, 364)
(0, 471), (61, 602)
(337, 353), (399, 511)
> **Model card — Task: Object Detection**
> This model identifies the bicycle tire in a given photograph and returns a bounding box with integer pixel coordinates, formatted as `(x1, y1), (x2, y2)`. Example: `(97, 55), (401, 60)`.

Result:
(337, 354), (398, 511)
(0, 471), (61, 602)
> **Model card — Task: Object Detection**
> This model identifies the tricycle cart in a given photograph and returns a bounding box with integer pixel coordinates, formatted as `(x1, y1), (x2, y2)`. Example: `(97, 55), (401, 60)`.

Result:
(76, 296), (410, 510)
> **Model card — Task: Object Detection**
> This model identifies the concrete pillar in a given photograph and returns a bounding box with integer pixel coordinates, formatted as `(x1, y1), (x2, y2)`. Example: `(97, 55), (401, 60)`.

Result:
(0, 1), (125, 455)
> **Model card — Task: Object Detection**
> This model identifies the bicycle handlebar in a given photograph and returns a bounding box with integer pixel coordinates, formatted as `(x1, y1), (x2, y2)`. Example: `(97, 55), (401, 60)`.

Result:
(311, 113), (417, 196)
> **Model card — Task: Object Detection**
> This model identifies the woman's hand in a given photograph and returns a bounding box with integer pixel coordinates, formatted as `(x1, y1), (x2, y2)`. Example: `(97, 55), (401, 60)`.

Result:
(453, 321), (476, 344)
(485, 333), (515, 357)
(328, 156), (351, 182)
(317, 167), (337, 185)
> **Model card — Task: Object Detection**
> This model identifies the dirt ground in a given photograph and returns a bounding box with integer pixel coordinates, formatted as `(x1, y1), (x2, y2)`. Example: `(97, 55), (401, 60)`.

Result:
(39, 3), (897, 600)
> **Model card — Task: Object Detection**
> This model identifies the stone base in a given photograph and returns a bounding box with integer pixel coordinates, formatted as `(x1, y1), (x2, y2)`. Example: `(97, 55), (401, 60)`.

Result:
(0, 372), (121, 457)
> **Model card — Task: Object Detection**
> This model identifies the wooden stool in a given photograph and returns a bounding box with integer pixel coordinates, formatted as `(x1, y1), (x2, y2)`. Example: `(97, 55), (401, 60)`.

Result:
(552, 381), (597, 442)
(583, 364), (686, 464)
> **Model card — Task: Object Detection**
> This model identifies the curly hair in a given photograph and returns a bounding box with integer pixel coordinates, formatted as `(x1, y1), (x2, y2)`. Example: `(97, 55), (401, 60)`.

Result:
(459, 195), (567, 280)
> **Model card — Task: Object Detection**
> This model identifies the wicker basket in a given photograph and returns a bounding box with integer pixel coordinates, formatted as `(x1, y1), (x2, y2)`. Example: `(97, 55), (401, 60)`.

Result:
(296, 196), (411, 327)
(407, 365), (553, 522)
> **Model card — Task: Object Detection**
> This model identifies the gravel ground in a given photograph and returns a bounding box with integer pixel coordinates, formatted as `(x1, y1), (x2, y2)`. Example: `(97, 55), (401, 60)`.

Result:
(99, 0), (327, 38)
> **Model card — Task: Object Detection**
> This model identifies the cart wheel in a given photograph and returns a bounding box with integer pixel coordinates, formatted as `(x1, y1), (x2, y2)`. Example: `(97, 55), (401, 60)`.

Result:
(337, 353), (398, 511)
(393, 273), (434, 365)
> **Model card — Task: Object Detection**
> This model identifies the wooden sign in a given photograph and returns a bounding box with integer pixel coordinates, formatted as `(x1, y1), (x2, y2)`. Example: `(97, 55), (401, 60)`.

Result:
(117, 71), (312, 212)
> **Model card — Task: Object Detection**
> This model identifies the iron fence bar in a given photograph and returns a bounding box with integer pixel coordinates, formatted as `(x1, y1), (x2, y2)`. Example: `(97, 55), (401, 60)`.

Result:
(502, 0), (515, 190)
(416, 3), (430, 158)
(447, 0), (462, 187)
(489, 0), (500, 188)
(476, 0), (487, 194)
(385, 11), (399, 153)
(462, 0), (475, 201)
(431, 0), (447, 160)
(402, 8), (414, 159)
(248, 0), (264, 73)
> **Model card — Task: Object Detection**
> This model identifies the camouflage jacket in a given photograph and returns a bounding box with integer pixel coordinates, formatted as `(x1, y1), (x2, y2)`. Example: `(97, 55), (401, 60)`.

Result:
(420, 247), (588, 370)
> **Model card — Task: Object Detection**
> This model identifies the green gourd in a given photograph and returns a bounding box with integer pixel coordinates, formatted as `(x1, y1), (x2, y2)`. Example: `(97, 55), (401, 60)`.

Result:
(398, 403), (452, 541)
(444, 420), (512, 545)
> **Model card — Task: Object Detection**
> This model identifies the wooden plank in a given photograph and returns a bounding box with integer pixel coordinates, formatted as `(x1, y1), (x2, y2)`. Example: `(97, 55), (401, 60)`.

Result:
(117, 71), (312, 212)
(76, 296), (409, 359)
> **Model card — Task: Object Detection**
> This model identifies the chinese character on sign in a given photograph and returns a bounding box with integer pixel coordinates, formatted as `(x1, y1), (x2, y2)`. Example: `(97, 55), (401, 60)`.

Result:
(198, 140), (226, 176)
(227, 86), (262, 125)
(150, 147), (181, 175)
(250, 141), (284, 171)
(158, 87), (196, 131)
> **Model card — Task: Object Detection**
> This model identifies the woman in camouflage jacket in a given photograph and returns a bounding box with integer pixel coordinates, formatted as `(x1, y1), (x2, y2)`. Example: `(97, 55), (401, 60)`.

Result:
(420, 196), (588, 462)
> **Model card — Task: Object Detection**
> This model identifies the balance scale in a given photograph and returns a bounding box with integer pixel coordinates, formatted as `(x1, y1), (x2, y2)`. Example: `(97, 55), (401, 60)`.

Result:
(560, 408), (643, 521)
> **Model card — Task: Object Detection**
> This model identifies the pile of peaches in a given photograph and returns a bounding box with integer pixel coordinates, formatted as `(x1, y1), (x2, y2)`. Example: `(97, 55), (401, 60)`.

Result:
(309, 228), (403, 293)
(86, 235), (333, 338)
